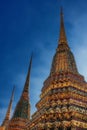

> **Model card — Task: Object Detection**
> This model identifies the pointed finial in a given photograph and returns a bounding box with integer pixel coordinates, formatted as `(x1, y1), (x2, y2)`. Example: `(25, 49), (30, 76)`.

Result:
(27, 53), (33, 80)
(22, 53), (33, 99)
(58, 7), (67, 44)
(61, 6), (63, 16)
(11, 85), (15, 102)
(1, 86), (15, 127)
(26, 53), (32, 87)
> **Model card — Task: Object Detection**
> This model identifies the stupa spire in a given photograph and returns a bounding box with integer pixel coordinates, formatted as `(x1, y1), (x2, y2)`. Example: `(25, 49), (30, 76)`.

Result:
(50, 8), (78, 75)
(22, 54), (32, 100)
(12, 54), (32, 120)
(2, 86), (15, 127)
(8, 55), (33, 130)
(59, 7), (67, 44)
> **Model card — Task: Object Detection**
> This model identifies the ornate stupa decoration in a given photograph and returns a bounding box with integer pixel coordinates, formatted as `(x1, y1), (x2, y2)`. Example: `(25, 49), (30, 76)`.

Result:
(50, 7), (78, 75)
(1, 87), (15, 129)
(26, 8), (87, 130)
(8, 55), (32, 130)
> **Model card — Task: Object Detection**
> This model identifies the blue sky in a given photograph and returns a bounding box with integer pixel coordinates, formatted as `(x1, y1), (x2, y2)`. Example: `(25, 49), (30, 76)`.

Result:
(0, 0), (87, 124)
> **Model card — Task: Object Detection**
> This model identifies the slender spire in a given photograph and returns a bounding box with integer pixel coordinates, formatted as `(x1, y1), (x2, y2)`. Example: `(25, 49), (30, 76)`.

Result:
(50, 8), (78, 75)
(22, 54), (33, 100)
(59, 7), (67, 44)
(2, 86), (15, 127)
(12, 54), (32, 120)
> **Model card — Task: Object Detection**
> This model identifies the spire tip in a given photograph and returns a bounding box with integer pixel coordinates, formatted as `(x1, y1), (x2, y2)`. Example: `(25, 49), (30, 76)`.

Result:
(60, 6), (63, 16)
